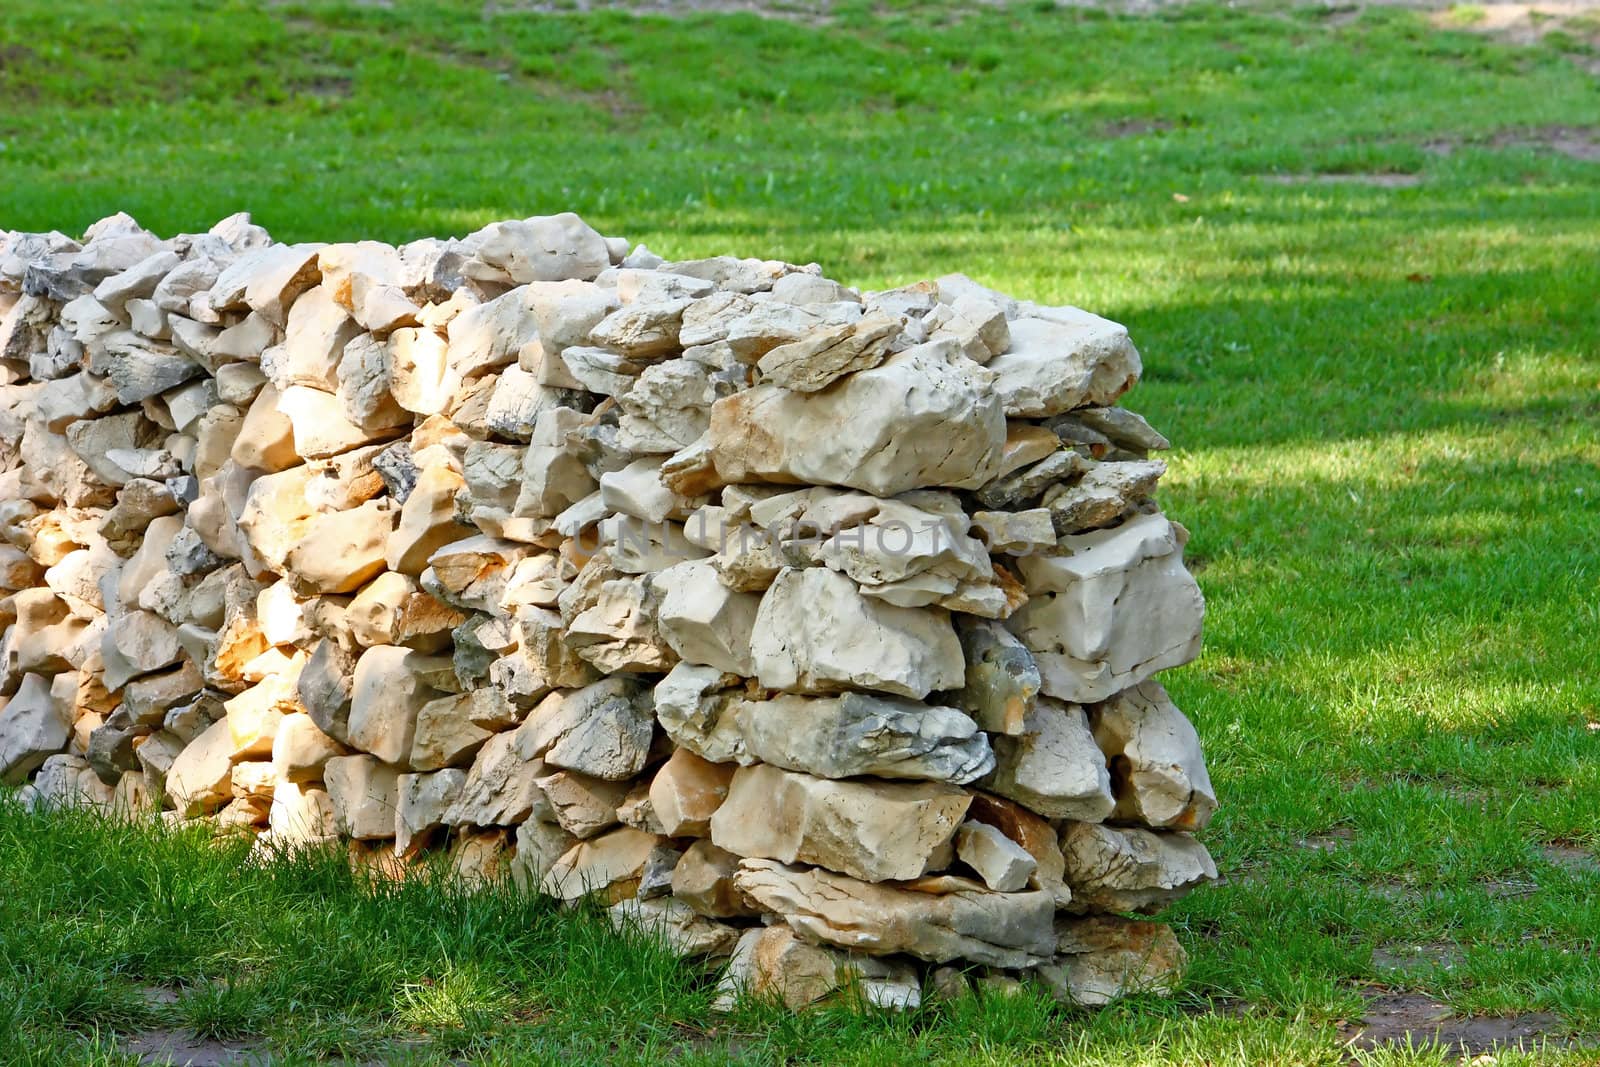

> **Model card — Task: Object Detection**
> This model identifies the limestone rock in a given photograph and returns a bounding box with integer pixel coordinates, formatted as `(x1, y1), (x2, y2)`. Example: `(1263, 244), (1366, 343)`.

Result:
(445, 730), (546, 828)
(463, 213), (612, 285)
(966, 792), (1071, 907)
(710, 764), (969, 883)
(733, 859), (1056, 968)
(540, 825), (662, 903)
(1042, 459), (1165, 535)
(985, 310), (1141, 418)
(514, 678), (653, 782)
(647, 747), (735, 837)
(271, 712), (348, 783)
(750, 568), (963, 700)
(953, 618), (1038, 737)
(283, 499), (394, 595)
(671, 839), (754, 918)
(346, 645), (447, 766)
(28, 753), (115, 812)
(164, 718), (237, 816)
(269, 780), (338, 844)
(983, 699), (1114, 822)
(0, 672), (73, 785)
(710, 341), (1006, 497)
(651, 560), (760, 675)
(536, 769), (628, 839)
(410, 689), (515, 771)
(651, 663), (749, 766)
(955, 820), (1037, 893)
(610, 897), (741, 959)
(734, 691), (992, 784)
(1059, 822), (1216, 914)
(224, 674), (302, 761)
(755, 312), (900, 393)
(710, 924), (915, 1011)
(1090, 681), (1215, 831)
(1039, 916), (1186, 1006)
(1007, 513), (1204, 704)
(324, 754), (401, 840)
(297, 638), (356, 744)
(395, 768), (467, 855)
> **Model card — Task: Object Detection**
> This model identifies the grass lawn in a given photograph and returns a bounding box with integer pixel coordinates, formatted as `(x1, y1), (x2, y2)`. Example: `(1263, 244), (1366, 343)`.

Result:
(3, 0), (1599, 1063)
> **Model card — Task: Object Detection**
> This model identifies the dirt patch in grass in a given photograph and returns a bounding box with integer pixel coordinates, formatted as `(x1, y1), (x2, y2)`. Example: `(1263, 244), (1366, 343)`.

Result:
(120, 1029), (269, 1067)
(1338, 993), (1571, 1055)
(1540, 843), (1600, 873)
(1426, 125), (1600, 160)
(1298, 827), (1357, 851)
(1261, 172), (1424, 187)
(1429, 2), (1600, 46)
(1099, 117), (1176, 138)
(1372, 941), (1461, 974)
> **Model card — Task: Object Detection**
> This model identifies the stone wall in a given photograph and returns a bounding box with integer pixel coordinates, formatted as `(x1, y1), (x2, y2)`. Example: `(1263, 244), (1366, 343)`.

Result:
(0, 211), (1217, 1010)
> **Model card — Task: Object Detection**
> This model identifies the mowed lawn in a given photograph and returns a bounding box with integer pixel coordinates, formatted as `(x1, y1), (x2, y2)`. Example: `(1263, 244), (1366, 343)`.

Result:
(2, 1), (1599, 1063)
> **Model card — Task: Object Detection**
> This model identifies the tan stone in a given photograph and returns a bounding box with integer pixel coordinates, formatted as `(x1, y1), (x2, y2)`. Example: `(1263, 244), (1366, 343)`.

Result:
(513, 678), (653, 782)
(164, 718), (237, 817)
(965, 792), (1071, 907)
(732, 859), (1056, 968)
(985, 309), (1141, 417)
(395, 768), (467, 855)
(1007, 513), (1203, 704)
(527, 768), (625, 839)
(230, 383), (300, 473)
(410, 689), (515, 771)
(750, 568), (963, 700)
(0, 672), (73, 785)
(444, 730), (546, 828)
(283, 499), (394, 596)
(387, 465), (470, 575)
(710, 340), (1005, 497)
(982, 699), (1114, 821)
(610, 897), (741, 959)
(670, 840), (756, 919)
(651, 559), (760, 675)
(711, 924), (920, 1012)
(271, 711), (349, 783)
(734, 691), (992, 784)
(449, 829), (515, 891)
(347, 571), (462, 652)
(648, 747), (735, 838)
(346, 645), (446, 766)
(324, 754), (401, 840)
(710, 764), (969, 883)
(268, 779), (337, 844)
(224, 673), (303, 762)
(955, 820), (1037, 893)
(510, 818), (580, 893)
(540, 825), (662, 903)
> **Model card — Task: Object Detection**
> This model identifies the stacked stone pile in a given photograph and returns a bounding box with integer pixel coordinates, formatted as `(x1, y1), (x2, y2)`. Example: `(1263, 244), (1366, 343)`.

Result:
(0, 210), (1217, 1009)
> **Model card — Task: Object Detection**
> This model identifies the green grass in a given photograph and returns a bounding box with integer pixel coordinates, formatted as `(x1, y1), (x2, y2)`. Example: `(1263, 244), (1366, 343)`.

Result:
(3, 0), (1599, 1062)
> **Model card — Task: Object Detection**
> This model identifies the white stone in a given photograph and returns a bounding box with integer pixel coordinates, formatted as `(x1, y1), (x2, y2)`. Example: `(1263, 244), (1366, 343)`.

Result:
(709, 340), (1005, 496)
(1007, 513), (1204, 704)
(749, 567), (963, 700)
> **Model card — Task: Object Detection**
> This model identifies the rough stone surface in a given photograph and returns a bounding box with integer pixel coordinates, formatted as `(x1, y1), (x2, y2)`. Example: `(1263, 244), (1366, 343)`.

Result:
(710, 764), (970, 883)
(734, 691), (992, 784)
(733, 859), (1057, 968)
